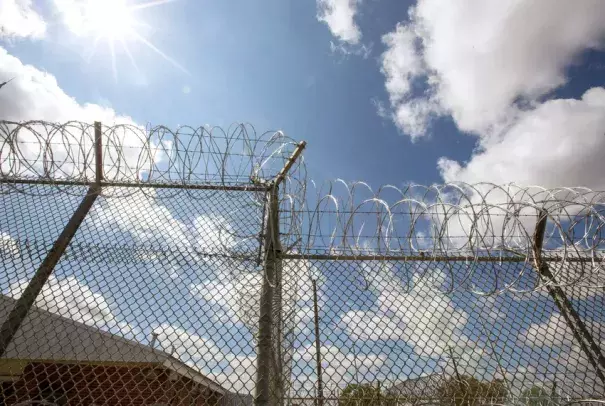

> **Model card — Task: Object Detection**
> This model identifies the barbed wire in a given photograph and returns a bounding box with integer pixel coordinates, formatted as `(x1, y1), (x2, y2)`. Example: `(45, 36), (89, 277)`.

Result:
(0, 120), (301, 196)
(1, 121), (605, 404)
(296, 181), (605, 255)
(2, 121), (605, 291)
(284, 180), (605, 293)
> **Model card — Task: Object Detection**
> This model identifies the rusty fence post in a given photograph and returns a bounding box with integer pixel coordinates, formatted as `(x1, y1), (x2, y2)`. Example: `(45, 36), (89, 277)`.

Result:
(0, 121), (103, 358)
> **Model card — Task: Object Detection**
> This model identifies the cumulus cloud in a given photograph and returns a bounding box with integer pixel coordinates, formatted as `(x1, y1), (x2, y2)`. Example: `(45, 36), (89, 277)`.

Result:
(0, 232), (19, 258)
(518, 313), (573, 349)
(189, 259), (319, 336)
(153, 323), (256, 392)
(0, 46), (166, 180)
(381, 0), (605, 139)
(6, 275), (137, 336)
(340, 266), (467, 357)
(0, 0), (46, 39)
(439, 87), (605, 188)
(317, 0), (362, 45)
(295, 344), (386, 387)
(52, 0), (97, 37)
(0, 47), (135, 123)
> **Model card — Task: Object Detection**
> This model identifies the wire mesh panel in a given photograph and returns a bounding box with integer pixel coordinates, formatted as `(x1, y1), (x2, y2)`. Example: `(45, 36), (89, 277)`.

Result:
(2, 120), (605, 406)
(0, 189), (270, 405)
(0, 121), (305, 405)
(284, 259), (605, 405)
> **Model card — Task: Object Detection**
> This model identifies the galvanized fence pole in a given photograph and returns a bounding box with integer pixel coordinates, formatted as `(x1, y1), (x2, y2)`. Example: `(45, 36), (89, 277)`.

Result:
(532, 210), (605, 385)
(255, 185), (281, 406)
(0, 121), (103, 358)
(255, 141), (306, 406)
(312, 279), (324, 406)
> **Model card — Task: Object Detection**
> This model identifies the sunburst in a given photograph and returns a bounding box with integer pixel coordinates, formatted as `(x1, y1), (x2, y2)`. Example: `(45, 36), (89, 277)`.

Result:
(67, 0), (187, 78)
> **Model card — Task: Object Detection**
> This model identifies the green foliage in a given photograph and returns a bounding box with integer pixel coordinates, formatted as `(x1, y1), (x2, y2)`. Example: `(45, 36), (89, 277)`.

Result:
(520, 386), (558, 406)
(338, 377), (508, 406)
(435, 376), (508, 406)
(338, 383), (397, 406)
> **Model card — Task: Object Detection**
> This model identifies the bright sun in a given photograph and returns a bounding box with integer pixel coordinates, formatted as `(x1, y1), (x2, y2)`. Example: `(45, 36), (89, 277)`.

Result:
(85, 0), (136, 40)
(68, 0), (186, 77)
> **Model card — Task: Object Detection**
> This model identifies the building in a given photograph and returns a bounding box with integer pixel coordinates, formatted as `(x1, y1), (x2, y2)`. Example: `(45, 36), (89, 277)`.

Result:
(0, 295), (229, 405)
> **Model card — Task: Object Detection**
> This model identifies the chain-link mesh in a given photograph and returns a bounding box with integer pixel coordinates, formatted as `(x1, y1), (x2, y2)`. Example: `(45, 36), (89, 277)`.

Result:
(1, 121), (605, 405)
(0, 184), (270, 405)
(283, 259), (605, 405)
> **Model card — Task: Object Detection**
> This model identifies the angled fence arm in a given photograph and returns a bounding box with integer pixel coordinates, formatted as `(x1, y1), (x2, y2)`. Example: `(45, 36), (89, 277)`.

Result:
(0, 121), (103, 358)
(532, 210), (605, 385)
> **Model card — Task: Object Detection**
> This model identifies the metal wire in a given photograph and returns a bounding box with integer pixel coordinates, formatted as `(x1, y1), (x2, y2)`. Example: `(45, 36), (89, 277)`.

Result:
(285, 180), (605, 293)
(0, 120), (302, 192)
(0, 121), (603, 405)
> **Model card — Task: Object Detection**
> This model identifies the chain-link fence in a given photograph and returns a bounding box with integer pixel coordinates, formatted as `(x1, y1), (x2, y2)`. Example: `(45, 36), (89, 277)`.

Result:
(1, 121), (604, 405)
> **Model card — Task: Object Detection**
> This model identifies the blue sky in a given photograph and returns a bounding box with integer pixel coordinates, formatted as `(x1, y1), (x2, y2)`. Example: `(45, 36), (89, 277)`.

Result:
(1, 0), (477, 187)
(1, 0), (605, 399)
(2, 1), (605, 188)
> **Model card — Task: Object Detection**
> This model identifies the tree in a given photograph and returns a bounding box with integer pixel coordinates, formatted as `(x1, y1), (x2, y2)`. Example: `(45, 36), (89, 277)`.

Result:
(339, 383), (397, 406)
(436, 376), (507, 406)
(520, 386), (559, 406)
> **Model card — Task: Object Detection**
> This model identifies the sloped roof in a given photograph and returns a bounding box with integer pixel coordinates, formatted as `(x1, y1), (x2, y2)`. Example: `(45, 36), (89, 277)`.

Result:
(0, 295), (226, 394)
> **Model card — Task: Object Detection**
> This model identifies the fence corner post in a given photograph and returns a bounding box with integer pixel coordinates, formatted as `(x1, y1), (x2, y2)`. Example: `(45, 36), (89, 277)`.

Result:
(255, 140), (306, 406)
(255, 184), (281, 406)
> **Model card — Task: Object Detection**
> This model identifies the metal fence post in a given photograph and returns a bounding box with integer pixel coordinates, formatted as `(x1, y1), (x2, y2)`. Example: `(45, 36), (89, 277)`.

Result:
(255, 184), (281, 406)
(312, 279), (324, 406)
(255, 141), (306, 406)
(532, 210), (605, 385)
(0, 121), (103, 358)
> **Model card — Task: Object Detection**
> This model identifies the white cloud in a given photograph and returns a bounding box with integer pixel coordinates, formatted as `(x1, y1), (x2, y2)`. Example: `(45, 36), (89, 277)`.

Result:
(0, 46), (184, 186)
(295, 344), (386, 386)
(190, 272), (260, 328)
(329, 40), (372, 59)
(340, 266), (468, 357)
(189, 259), (320, 336)
(153, 323), (256, 392)
(0, 47), (133, 123)
(317, 0), (362, 45)
(439, 87), (605, 189)
(380, 0), (605, 139)
(518, 313), (573, 349)
(7, 275), (122, 330)
(193, 215), (237, 253)
(51, 0), (128, 38)
(0, 0), (46, 39)
(0, 46), (162, 180)
(52, 0), (92, 37)
(381, 24), (423, 104)
(341, 310), (405, 341)
(0, 232), (19, 258)
(94, 189), (188, 247)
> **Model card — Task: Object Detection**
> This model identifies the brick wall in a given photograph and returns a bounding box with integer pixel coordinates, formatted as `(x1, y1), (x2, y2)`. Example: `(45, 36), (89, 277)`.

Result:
(0, 362), (223, 405)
